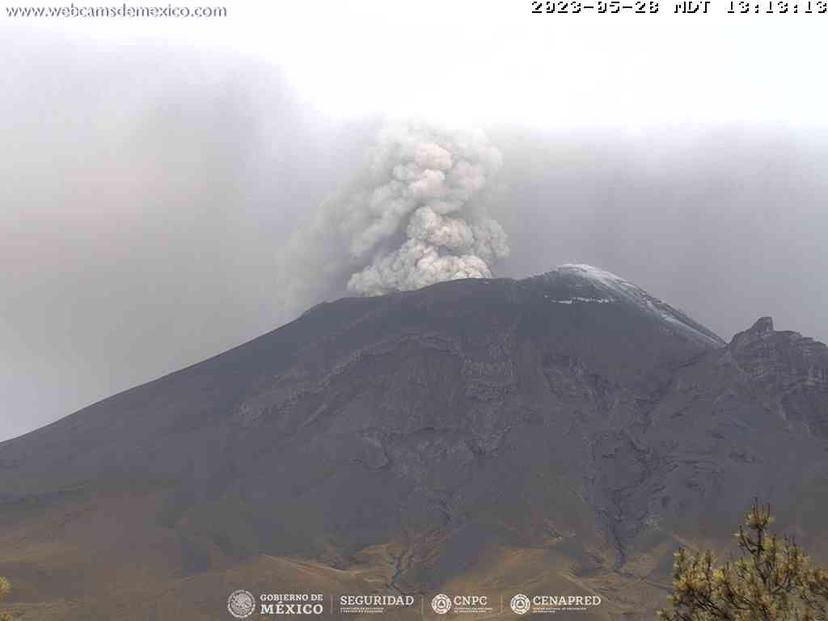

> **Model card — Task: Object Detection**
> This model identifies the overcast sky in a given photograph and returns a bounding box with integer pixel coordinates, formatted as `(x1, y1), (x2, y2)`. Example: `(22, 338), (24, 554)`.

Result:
(2, 1), (828, 440)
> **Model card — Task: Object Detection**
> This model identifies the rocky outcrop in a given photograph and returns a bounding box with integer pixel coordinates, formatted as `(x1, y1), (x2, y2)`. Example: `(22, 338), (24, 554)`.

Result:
(729, 316), (828, 437)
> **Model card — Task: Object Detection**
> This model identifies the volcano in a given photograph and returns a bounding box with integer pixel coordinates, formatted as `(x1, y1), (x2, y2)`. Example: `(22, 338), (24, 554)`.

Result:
(1, 265), (826, 620)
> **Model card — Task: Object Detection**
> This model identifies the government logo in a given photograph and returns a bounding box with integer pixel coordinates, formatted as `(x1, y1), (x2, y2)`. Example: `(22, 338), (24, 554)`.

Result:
(510, 593), (531, 615)
(227, 589), (256, 619)
(431, 593), (452, 614)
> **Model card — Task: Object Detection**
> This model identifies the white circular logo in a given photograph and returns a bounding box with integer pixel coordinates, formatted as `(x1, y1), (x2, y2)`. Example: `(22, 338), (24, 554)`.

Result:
(431, 593), (452, 615)
(510, 593), (531, 615)
(227, 589), (256, 619)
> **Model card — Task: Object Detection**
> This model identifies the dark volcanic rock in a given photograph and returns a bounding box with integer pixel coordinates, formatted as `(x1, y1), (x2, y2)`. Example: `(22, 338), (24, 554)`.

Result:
(729, 316), (828, 437)
(0, 265), (826, 620)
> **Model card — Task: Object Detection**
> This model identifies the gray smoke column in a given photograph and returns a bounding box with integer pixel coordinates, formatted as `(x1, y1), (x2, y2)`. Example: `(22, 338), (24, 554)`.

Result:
(345, 121), (508, 295)
(281, 120), (509, 305)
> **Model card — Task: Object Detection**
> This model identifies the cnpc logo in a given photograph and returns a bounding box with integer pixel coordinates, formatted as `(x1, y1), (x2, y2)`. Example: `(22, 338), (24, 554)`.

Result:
(431, 594), (452, 614)
(431, 593), (490, 615)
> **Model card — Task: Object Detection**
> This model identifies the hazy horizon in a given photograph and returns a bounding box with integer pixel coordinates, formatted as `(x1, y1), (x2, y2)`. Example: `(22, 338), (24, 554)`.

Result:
(3, 7), (828, 441)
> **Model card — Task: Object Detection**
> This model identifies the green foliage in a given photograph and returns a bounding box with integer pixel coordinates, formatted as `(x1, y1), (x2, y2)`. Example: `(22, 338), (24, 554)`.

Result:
(659, 501), (828, 621)
(0, 575), (9, 621)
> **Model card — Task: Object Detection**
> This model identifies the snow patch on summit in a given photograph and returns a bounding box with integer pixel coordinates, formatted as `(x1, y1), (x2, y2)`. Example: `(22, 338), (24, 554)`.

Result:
(558, 264), (631, 290)
(544, 295), (614, 305)
(535, 264), (725, 348)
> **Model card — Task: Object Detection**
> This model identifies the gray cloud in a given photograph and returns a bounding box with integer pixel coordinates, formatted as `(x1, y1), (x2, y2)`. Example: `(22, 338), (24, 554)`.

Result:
(489, 125), (828, 346)
(0, 32), (370, 440)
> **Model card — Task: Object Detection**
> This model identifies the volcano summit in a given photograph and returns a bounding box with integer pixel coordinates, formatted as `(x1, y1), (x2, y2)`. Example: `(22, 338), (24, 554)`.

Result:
(0, 265), (826, 620)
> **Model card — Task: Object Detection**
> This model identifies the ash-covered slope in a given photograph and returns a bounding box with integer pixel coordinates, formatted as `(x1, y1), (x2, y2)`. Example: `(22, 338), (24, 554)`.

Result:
(0, 265), (721, 494)
(0, 266), (826, 620)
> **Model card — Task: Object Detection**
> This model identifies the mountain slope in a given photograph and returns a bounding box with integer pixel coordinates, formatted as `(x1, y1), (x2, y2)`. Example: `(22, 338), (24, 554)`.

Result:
(0, 266), (826, 620)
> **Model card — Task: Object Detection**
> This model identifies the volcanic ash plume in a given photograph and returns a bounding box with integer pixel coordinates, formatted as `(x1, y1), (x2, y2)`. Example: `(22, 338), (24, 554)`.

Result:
(278, 121), (509, 311)
(345, 123), (508, 295)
